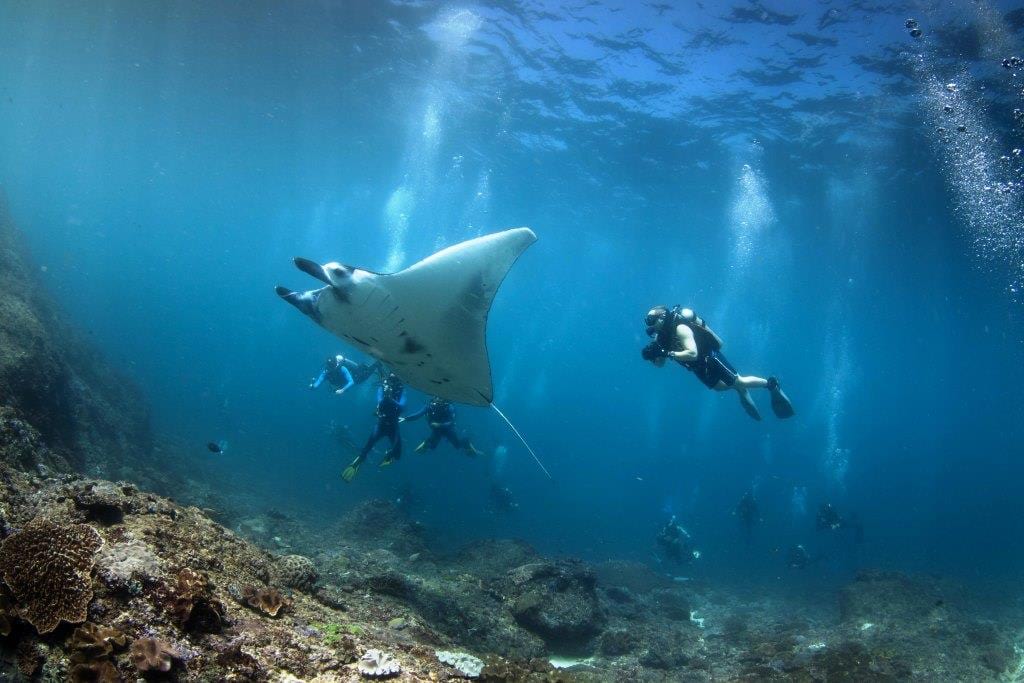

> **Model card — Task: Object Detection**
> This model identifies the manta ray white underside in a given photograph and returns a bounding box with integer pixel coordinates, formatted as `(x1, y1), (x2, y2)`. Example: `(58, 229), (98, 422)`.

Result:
(277, 227), (537, 407)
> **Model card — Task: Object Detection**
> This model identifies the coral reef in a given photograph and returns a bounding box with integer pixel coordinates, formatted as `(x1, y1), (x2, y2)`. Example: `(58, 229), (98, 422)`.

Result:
(273, 553), (319, 592)
(0, 517), (102, 633)
(357, 648), (401, 678)
(242, 585), (290, 617)
(0, 222), (1019, 681)
(436, 649), (485, 678)
(130, 637), (177, 672)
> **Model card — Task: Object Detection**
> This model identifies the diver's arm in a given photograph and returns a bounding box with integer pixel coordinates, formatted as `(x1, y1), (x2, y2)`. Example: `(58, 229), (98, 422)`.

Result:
(310, 370), (326, 389)
(668, 324), (699, 362)
(403, 406), (427, 422)
(334, 367), (354, 394)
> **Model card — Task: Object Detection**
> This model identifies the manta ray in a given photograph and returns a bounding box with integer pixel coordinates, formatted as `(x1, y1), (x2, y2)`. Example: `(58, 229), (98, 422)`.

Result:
(276, 227), (550, 477)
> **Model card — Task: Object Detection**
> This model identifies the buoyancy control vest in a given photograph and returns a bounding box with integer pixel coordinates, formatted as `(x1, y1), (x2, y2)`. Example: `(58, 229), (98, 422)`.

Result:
(426, 400), (454, 424)
(655, 306), (722, 358)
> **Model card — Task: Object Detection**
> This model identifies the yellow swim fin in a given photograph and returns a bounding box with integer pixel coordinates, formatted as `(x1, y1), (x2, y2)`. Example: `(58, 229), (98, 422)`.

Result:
(341, 461), (361, 483)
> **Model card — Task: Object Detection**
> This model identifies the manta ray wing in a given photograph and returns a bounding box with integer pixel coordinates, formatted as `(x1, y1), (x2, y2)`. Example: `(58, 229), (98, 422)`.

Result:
(280, 228), (536, 407)
(379, 227), (536, 405)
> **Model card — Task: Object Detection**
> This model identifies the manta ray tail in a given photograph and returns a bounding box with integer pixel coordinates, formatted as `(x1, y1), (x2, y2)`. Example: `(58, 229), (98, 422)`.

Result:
(490, 403), (552, 479)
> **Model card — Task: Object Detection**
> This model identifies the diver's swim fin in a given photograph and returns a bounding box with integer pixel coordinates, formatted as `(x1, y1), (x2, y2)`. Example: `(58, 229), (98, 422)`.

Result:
(739, 392), (762, 421)
(341, 461), (361, 483)
(768, 377), (795, 419)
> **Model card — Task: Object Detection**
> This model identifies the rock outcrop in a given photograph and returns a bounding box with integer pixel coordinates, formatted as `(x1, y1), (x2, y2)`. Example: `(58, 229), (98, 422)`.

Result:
(0, 193), (152, 477)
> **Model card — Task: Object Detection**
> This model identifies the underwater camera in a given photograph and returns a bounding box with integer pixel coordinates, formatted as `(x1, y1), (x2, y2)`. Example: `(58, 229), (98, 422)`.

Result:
(641, 341), (667, 362)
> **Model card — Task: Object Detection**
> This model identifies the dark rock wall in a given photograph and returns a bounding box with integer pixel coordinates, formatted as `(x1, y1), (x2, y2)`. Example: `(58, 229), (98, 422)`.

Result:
(0, 192), (151, 475)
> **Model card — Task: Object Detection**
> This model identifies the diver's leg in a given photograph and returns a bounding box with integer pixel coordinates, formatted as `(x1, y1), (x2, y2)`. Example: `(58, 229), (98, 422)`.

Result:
(735, 387), (762, 421)
(447, 428), (481, 456)
(442, 426), (462, 449)
(417, 429), (440, 453)
(735, 375), (769, 390)
(391, 428), (402, 461)
(381, 424), (402, 465)
(344, 423), (381, 481)
(360, 423), (383, 458)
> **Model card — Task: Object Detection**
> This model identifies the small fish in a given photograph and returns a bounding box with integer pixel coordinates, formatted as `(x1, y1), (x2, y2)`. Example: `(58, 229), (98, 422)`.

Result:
(206, 440), (228, 454)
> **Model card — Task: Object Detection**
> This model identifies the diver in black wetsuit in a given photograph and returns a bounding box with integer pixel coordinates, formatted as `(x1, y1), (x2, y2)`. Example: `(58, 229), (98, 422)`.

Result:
(734, 490), (761, 544)
(488, 483), (519, 513)
(816, 502), (843, 531)
(401, 397), (483, 457)
(816, 502), (864, 542)
(341, 373), (406, 482)
(641, 305), (794, 421)
(656, 516), (700, 565)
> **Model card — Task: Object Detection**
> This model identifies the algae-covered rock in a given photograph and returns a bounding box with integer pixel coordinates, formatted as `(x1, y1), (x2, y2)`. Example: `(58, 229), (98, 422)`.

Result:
(838, 570), (945, 624)
(333, 499), (427, 555)
(506, 560), (604, 646)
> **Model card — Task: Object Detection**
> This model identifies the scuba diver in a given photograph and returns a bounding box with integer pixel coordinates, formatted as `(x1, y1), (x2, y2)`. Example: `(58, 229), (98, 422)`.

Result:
(401, 396), (483, 457)
(488, 483), (519, 514)
(641, 305), (794, 421)
(341, 373), (406, 482)
(310, 354), (383, 395)
(815, 502), (843, 531)
(787, 543), (811, 569)
(816, 502), (865, 544)
(734, 490), (761, 544)
(656, 516), (701, 565)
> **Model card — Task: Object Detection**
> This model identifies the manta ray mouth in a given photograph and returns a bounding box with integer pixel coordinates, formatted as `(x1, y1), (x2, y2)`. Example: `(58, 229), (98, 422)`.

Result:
(275, 286), (322, 322)
(294, 257), (331, 285)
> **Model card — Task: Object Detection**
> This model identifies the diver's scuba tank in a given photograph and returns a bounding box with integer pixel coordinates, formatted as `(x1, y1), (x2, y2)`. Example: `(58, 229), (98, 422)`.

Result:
(672, 306), (723, 352)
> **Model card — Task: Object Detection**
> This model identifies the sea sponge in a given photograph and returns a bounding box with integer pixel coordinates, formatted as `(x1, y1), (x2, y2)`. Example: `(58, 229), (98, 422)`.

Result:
(357, 649), (401, 678)
(130, 638), (177, 673)
(0, 518), (102, 633)
(436, 650), (485, 678)
(242, 585), (289, 617)
(273, 554), (319, 592)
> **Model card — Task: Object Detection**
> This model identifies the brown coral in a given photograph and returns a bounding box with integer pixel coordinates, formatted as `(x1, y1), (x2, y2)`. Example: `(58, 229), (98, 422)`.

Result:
(167, 567), (225, 632)
(70, 622), (127, 660)
(70, 659), (120, 682)
(16, 638), (41, 677)
(273, 554), (319, 592)
(0, 594), (12, 637)
(0, 518), (102, 633)
(130, 637), (177, 673)
(241, 585), (289, 617)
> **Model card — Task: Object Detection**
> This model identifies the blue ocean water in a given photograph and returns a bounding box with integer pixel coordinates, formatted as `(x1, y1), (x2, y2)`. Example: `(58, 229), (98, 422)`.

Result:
(1, 0), (1023, 590)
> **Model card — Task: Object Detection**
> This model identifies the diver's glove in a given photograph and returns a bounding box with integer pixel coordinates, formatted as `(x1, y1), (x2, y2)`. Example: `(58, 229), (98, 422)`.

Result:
(641, 342), (667, 362)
